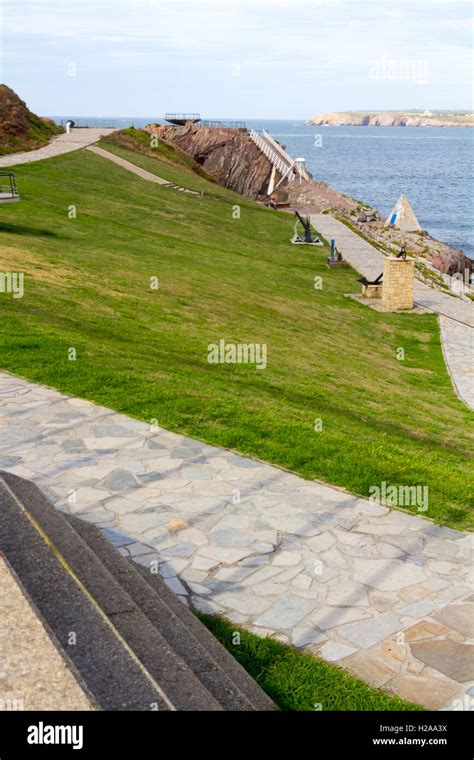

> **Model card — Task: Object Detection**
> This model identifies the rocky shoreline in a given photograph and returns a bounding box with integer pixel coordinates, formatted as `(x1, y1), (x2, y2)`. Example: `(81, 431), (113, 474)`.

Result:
(145, 123), (472, 280)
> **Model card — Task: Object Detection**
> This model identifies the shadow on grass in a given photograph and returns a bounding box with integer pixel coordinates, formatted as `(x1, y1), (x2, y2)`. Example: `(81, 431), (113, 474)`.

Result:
(0, 222), (59, 238)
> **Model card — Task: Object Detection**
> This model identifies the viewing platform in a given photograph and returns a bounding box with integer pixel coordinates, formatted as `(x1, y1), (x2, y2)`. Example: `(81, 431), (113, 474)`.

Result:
(164, 114), (246, 129)
(165, 113), (201, 125)
(201, 120), (246, 129)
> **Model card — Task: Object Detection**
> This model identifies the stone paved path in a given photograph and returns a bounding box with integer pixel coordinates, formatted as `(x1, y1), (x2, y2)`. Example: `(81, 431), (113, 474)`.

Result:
(86, 145), (203, 195)
(311, 214), (473, 410)
(0, 128), (116, 167)
(0, 371), (472, 710)
(87, 145), (170, 185)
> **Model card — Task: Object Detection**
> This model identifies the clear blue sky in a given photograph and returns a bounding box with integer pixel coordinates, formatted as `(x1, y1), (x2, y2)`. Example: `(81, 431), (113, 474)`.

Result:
(1, 0), (472, 119)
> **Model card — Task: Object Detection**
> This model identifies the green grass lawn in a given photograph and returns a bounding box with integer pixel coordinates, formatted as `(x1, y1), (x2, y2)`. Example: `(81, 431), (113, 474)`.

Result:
(198, 614), (422, 711)
(0, 139), (472, 529)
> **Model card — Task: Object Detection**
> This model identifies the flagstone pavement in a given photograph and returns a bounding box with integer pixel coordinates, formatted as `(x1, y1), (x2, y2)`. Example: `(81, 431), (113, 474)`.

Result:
(1, 371), (473, 710)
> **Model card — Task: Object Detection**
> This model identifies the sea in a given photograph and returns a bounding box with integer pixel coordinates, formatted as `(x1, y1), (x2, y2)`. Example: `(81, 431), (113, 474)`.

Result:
(53, 116), (474, 259)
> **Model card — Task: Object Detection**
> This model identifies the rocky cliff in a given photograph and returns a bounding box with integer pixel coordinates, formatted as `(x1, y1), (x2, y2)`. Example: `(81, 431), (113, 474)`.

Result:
(308, 111), (474, 127)
(0, 84), (62, 155)
(144, 123), (469, 276)
(145, 123), (357, 213)
(145, 124), (273, 197)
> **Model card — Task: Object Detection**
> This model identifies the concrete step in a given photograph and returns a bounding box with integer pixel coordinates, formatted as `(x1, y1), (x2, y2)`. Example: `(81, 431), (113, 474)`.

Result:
(68, 513), (275, 711)
(0, 475), (171, 710)
(0, 472), (275, 711)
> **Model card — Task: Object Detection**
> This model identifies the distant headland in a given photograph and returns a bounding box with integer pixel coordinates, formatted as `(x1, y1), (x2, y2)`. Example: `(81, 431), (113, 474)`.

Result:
(307, 110), (474, 127)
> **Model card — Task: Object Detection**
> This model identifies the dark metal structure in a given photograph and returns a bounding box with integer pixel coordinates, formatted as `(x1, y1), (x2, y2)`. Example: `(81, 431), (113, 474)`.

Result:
(165, 113), (201, 125)
(0, 173), (20, 203)
(357, 273), (383, 287)
(200, 121), (247, 129)
(291, 211), (323, 245)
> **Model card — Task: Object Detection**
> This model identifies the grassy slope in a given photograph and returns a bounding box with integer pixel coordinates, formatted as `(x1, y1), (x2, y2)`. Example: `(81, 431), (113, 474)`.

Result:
(0, 144), (472, 530)
(101, 127), (215, 183)
(199, 614), (422, 711)
(0, 119), (62, 156)
(0, 85), (63, 156)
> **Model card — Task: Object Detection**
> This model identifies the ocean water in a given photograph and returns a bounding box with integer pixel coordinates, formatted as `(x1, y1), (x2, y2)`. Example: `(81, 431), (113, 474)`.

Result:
(54, 116), (474, 258)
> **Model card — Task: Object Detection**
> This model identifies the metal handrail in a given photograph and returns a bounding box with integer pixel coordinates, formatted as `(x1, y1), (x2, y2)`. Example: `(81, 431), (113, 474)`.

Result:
(262, 129), (310, 181)
(200, 120), (246, 129)
(249, 130), (295, 180)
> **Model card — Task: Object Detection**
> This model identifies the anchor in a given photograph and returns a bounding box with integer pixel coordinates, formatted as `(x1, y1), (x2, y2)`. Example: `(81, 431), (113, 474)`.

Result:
(291, 212), (323, 246)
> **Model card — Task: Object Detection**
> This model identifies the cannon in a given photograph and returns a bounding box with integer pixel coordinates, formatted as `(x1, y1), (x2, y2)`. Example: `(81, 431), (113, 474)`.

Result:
(357, 272), (383, 298)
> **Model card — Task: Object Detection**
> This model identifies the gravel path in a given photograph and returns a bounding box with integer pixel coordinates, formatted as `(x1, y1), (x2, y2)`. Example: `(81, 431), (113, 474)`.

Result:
(1, 371), (472, 710)
(311, 214), (473, 409)
(0, 128), (116, 167)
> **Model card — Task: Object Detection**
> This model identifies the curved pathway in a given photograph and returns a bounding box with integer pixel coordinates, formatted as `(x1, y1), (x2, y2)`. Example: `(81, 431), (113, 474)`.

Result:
(0, 371), (472, 710)
(311, 214), (473, 410)
(0, 128), (116, 167)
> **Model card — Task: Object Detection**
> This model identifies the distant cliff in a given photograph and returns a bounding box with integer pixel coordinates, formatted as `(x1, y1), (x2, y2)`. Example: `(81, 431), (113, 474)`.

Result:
(307, 111), (474, 127)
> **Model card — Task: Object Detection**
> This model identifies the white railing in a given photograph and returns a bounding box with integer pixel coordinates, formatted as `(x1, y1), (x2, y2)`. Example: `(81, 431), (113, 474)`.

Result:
(249, 129), (310, 183)
(249, 129), (295, 181)
(262, 129), (310, 181)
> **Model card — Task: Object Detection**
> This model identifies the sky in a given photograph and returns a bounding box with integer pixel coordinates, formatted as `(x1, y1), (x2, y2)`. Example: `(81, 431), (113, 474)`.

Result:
(1, 0), (472, 119)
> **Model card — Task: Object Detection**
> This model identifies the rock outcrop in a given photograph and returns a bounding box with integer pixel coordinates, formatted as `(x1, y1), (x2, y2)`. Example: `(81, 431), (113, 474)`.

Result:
(308, 111), (474, 128)
(0, 84), (63, 155)
(340, 207), (472, 277)
(145, 124), (273, 197)
(145, 123), (357, 214)
(144, 123), (470, 277)
(279, 180), (357, 214)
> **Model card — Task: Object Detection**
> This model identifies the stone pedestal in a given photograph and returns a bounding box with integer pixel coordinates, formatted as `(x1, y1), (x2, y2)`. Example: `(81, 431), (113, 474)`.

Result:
(361, 283), (382, 299)
(382, 257), (415, 311)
